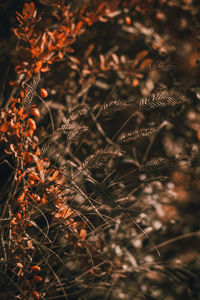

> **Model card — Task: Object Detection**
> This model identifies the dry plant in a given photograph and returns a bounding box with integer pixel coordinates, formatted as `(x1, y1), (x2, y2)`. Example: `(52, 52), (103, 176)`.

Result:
(0, 1), (200, 299)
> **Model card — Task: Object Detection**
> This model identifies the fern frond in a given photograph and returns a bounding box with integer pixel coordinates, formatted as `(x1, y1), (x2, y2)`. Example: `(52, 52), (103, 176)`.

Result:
(57, 123), (79, 132)
(140, 158), (173, 172)
(140, 175), (169, 183)
(148, 60), (176, 72)
(69, 104), (89, 121)
(66, 125), (88, 143)
(101, 100), (130, 120)
(83, 148), (123, 169)
(41, 140), (56, 159)
(69, 0), (85, 12)
(119, 127), (159, 143)
(138, 90), (189, 111)
(23, 73), (40, 112)
(41, 125), (88, 161)
(57, 123), (88, 141)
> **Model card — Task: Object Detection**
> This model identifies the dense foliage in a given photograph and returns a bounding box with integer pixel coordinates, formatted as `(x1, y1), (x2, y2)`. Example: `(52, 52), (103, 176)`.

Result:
(0, 1), (200, 299)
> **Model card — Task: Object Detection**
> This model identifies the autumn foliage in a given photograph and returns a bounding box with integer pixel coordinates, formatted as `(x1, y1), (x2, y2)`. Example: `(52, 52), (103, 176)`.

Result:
(0, 0), (200, 299)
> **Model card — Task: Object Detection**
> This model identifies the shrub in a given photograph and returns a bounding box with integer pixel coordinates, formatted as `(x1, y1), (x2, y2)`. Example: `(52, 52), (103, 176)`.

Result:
(0, 1), (200, 299)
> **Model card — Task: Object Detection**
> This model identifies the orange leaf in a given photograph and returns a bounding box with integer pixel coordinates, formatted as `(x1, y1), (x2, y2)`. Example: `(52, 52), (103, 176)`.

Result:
(34, 275), (43, 283)
(100, 54), (106, 71)
(12, 28), (24, 39)
(26, 129), (34, 137)
(28, 173), (40, 181)
(32, 155), (44, 181)
(35, 147), (41, 156)
(135, 50), (148, 62)
(125, 16), (131, 25)
(132, 78), (139, 87)
(65, 47), (74, 53)
(0, 122), (9, 133)
(40, 88), (48, 98)
(18, 192), (25, 204)
(31, 265), (41, 272)
(139, 58), (153, 70)
(97, 2), (107, 13)
(29, 179), (35, 186)
(22, 152), (32, 163)
(76, 21), (83, 32)
(32, 291), (40, 300)
(31, 108), (40, 117)
(48, 170), (59, 182)
(79, 228), (87, 242)
(28, 118), (36, 130)
(40, 197), (47, 205)
(55, 205), (74, 219)
(16, 213), (22, 222)
(18, 107), (28, 120)
(23, 2), (35, 18)
(35, 61), (43, 73)
(41, 66), (50, 72)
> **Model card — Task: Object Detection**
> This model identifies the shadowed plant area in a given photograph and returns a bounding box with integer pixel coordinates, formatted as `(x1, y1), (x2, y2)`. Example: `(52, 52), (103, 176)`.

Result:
(0, 0), (200, 299)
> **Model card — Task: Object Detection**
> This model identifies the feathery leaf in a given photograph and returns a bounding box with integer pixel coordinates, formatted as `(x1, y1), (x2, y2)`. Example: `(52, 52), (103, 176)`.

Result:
(138, 90), (189, 111)
(69, 104), (89, 121)
(101, 100), (131, 120)
(119, 127), (159, 143)
(83, 148), (123, 169)
(140, 175), (169, 183)
(140, 158), (173, 172)
(148, 60), (176, 72)
(23, 73), (40, 112)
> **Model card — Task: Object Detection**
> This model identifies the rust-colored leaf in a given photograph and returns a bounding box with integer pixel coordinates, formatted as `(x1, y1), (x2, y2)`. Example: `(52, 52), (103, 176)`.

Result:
(32, 291), (40, 300)
(40, 88), (48, 98)
(0, 122), (9, 133)
(35, 61), (43, 73)
(33, 275), (43, 283)
(48, 170), (59, 182)
(31, 108), (40, 117)
(139, 58), (153, 70)
(31, 265), (41, 272)
(135, 50), (148, 62)
(28, 118), (36, 130)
